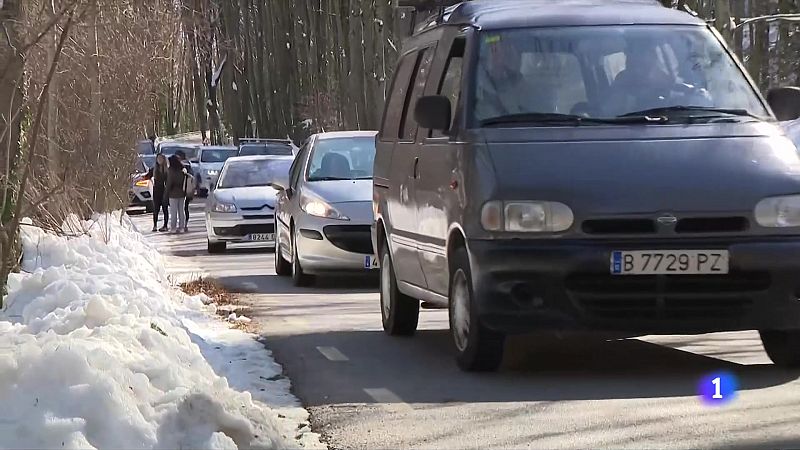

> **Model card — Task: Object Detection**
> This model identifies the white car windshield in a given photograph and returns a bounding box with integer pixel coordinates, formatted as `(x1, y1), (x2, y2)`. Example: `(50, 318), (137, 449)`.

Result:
(217, 159), (292, 189)
(473, 25), (768, 125)
(307, 137), (376, 181)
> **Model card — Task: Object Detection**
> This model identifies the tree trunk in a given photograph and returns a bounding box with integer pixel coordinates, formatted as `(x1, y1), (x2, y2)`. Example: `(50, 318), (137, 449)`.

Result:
(715, 0), (732, 44)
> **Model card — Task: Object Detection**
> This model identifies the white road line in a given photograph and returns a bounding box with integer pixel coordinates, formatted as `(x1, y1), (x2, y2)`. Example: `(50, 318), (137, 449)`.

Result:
(316, 346), (349, 361)
(363, 388), (412, 412)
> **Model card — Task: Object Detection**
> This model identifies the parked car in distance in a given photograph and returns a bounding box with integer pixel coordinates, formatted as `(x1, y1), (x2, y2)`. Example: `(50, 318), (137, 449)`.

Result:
(373, 0), (800, 372)
(197, 146), (238, 197)
(205, 155), (294, 253)
(128, 155), (155, 213)
(273, 131), (378, 286)
(136, 139), (155, 155)
(238, 138), (297, 157)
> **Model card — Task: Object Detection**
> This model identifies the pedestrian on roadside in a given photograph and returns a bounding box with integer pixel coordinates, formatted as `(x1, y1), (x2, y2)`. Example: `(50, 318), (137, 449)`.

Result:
(142, 153), (169, 232)
(175, 149), (195, 233)
(166, 155), (188, 233)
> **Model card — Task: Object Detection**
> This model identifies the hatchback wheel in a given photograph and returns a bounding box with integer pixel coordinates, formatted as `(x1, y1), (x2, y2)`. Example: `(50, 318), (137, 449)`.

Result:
(291, 228), (314, 287)
(449, 246), (505, 372)
(760, 330), (800, 367)
(274, 220), (291, 276)
(207, 240), (226, 254)
(379, 241), (419, 336)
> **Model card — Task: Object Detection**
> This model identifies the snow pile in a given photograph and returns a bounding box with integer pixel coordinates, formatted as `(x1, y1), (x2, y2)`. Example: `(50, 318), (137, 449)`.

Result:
(0, 214), (299, 449)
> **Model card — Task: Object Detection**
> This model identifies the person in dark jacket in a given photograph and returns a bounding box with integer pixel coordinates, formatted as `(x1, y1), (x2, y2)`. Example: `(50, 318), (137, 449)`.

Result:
(166, 155), (188, 233)
(143, 154), (169, 232)
(175, 149), (195, 233)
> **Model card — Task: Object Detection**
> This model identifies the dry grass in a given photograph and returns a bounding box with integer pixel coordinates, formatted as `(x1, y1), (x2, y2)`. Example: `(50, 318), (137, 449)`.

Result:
(180, 277), (238, 306)
(179, 277), (257, 332)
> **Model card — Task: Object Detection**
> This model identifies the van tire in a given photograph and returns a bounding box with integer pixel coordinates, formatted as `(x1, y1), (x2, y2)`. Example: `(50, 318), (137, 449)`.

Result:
(760, 330), (800, 367)
(379, 241), (419, 336)
(449, 246), (505, 372)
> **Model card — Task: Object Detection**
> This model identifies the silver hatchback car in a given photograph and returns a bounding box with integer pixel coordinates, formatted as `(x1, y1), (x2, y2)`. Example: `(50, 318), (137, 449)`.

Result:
(273, 131), (378, 286)
(205, 155), (293, 253)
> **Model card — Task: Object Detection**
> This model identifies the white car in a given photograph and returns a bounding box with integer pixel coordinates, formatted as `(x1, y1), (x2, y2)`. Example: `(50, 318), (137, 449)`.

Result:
(128, 155), (155, 212)
(197, 146), (238, 195)
(205, 155), (294, 253)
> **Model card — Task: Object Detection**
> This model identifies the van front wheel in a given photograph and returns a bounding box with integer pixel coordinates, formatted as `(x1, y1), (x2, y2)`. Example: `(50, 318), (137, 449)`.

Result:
(449, 247), (505, 372)
(760, 329), (800, 367)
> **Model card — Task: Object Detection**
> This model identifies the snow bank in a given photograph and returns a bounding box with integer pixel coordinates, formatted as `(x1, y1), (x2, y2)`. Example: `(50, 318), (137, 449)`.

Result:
(0, 213), (302, 449)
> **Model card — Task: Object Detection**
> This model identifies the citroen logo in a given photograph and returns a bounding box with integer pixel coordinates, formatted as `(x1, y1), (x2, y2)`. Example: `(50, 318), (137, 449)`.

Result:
(657, 215), (678, 226)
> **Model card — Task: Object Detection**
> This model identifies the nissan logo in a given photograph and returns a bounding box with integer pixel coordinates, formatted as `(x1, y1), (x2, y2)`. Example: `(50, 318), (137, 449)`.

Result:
(657, 215), (678, 226)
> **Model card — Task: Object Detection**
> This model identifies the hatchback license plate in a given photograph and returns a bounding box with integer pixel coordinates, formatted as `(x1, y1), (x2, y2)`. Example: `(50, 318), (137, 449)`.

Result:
(248, 233), (274, 242)
(611, 250), (729, 275)
(364, 255), (380, 270)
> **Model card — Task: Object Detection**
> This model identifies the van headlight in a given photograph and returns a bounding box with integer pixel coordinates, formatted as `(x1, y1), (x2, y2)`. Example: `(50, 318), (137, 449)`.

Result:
(481, 201), (574, 232)
(754, 195), (800, 227)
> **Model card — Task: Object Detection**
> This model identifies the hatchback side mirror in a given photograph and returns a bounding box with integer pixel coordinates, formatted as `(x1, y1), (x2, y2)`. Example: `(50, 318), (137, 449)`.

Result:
(767, 87), (800, 121)
(271, 174), (289, 191)
(415, 95), (452, 132)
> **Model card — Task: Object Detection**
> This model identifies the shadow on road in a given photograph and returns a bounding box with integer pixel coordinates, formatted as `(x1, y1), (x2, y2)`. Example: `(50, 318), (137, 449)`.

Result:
(264, 328), (800, 406)
(218, 272), (378, 295)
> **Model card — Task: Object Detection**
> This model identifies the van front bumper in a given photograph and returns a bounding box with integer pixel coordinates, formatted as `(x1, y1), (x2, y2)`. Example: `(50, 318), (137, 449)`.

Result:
(467, 237), (800, 335)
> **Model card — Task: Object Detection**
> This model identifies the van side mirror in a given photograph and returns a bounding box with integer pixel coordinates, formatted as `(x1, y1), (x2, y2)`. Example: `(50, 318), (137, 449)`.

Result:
(415, 95), (452, 132)
(767, 87), (800, 121)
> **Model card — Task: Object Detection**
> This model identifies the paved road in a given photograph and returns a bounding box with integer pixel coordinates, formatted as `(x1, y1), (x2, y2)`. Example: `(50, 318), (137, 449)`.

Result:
(134, 203), (800, 449)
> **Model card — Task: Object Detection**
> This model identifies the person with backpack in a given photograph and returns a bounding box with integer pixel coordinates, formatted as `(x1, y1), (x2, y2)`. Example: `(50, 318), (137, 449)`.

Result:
(166, 155), (189, 233)
(175, 149), (196, 233)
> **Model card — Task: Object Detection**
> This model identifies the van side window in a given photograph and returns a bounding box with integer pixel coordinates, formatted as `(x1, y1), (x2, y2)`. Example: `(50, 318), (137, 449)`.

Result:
(380, 53), (417, 141)
(432, 38), (466, 138)
(399, 47), (435, 141)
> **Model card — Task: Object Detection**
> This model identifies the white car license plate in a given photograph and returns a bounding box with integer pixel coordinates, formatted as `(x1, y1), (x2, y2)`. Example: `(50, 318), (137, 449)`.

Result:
(248, 233), (274, 242)
(611, 250), (729, 275)
(364, 255), (380, 270)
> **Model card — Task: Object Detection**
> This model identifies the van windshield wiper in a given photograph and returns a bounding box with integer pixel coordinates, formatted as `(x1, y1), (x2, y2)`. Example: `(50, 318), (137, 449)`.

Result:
(480, 112), (667, 127)
(308, 176), (352, 181)
(619, 106), (764, 121)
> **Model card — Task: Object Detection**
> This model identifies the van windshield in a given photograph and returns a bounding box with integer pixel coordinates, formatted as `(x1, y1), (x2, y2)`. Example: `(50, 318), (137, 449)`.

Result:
(473, 25), (769, 126)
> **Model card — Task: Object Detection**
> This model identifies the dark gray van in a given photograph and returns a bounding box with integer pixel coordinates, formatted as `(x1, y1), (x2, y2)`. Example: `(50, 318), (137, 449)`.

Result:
(372, 0), (800, 371)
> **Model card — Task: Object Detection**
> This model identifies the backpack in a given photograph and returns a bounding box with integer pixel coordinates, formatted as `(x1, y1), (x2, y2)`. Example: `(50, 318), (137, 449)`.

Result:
(183, 172), (196, 198)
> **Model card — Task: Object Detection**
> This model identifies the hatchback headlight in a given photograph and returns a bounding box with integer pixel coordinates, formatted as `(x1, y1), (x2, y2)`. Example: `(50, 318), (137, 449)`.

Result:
(481, 201), (574, 232)
(755, 195), (800, 227)
(301, 194), (349, 220)
(212, 201), (237, 213)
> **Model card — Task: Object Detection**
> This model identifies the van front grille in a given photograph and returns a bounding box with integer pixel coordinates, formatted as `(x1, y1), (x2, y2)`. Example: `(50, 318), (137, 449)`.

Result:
(676, 217), (749, 233)
(565, 272), (769, 320)
(582, 219), (656, 235)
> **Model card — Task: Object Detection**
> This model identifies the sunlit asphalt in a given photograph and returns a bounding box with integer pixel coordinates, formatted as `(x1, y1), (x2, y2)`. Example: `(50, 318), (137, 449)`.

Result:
(133, 201), (800, 449)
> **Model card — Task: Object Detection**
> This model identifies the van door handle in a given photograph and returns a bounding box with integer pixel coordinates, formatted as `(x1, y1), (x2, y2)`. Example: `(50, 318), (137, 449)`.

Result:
(413, 157), (420, 179)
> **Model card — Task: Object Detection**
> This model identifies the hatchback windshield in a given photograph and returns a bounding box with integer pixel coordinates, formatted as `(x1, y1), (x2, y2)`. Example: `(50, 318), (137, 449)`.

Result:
(307, 137), (376, 181)
(201, 148), (238, 163)
(218, 159), (293, 189)
(159, 145), (198, 160)
(239, 143), (293, 156)
(473, 25), (768, 125)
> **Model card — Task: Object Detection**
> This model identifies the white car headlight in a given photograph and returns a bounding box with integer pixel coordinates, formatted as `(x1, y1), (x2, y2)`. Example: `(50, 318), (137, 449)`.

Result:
(754, 194), (800, 227)
(300, 194), (349, 220)
(212, 201), (237, 213)
(481, 201), (573, 232)
(206, 169), (219, 176)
